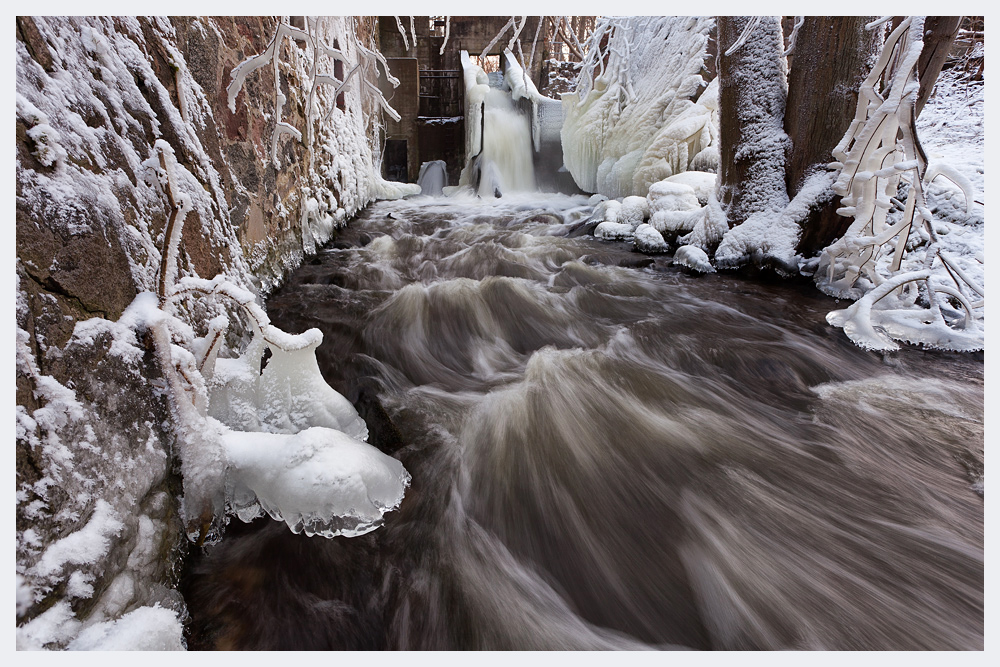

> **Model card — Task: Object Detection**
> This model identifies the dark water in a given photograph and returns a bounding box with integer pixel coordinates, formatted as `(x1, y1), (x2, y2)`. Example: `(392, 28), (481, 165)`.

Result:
(186, 194), (983, 650)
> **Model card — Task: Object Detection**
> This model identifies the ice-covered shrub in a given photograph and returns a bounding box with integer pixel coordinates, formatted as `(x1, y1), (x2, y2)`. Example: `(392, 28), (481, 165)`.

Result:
(142, 141), (409, 544)
(817, 16), (983, 351)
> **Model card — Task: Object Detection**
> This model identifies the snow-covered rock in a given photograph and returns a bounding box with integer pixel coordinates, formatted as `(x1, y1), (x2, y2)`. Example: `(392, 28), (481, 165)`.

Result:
(673, 244), (716, 273)
(647, 181), (702, 214)
(633, 224), (669, 254)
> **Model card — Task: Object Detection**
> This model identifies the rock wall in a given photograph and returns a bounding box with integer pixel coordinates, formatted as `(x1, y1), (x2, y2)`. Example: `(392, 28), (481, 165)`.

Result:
(15, 16), (397, 649)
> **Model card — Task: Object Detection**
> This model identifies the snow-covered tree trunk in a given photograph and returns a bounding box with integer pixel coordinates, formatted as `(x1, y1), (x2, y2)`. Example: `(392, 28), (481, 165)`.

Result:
(786, 16), (882, 255)
(716, 16), (790, 228)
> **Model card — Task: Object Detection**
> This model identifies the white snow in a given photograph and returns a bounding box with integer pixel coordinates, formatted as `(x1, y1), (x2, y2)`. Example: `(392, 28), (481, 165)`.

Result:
(673, 245), (716, 273)
(32, 500), (123, 579)
(633, 224), (668, 253)
(67, 606), (185, 651)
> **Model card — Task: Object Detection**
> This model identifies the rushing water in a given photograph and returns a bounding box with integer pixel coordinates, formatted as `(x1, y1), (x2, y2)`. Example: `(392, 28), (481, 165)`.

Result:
(186, 193), (983, 650)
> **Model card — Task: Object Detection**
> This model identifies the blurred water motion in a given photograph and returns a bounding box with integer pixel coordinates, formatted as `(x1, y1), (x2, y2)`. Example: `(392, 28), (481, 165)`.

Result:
(187, 194), (983, 650)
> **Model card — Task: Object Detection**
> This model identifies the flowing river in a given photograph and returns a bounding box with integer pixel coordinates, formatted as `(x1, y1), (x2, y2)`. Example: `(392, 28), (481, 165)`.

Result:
(186, 193), (983, 650)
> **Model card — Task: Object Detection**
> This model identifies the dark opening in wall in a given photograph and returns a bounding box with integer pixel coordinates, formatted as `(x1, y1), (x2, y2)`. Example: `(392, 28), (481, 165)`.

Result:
(290, 16), (306, 47)
(383, 139), (408, 182)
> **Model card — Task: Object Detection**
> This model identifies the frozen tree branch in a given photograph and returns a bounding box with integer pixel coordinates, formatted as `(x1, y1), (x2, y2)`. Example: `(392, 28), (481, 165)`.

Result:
(784, 16), (804, 56)
(480, 17), (516, 66)
(394, 16), (409, 51)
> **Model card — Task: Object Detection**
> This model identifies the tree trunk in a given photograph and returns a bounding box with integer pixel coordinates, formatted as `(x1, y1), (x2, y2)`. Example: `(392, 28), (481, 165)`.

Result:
(786, 17), (882, 255)
(717, 16), (790, 228)
(916, 16), (963, 117)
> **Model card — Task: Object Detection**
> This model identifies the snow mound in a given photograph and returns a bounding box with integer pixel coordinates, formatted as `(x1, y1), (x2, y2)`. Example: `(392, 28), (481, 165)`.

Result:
(647, 181), (701, 213)
(663, 171), (717, 204)
(620, 196), (650, 225)
(594, 221), (636, 241)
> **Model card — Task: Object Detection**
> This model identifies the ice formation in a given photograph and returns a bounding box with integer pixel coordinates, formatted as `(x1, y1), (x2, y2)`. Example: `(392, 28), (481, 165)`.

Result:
(418, 160), (448, 196)
(223, 427), (410, 537)
(143, 208), (408, 543)
(560, 17), (716, 197)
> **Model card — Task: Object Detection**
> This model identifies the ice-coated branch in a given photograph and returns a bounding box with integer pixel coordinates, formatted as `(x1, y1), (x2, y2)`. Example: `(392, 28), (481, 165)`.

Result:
(479, 16), (516, 66)
(784, 16), (804, 56)
(866, 16), (895, 30)
(227, 18), (403, 162)
(225, 19), (311, 167)
(528, 15), (542, 71)
(819, 16), (984, 351)
(507, 16), (528, 53)
(152, 140), (193, 305)
(394, 16), (409, 51)
(439, 16), (451, 56)
(353, 37), (402, 122)
(724, 16), (764, 56)
(820, 17), (928, 297)
(559, 16), (586, 61)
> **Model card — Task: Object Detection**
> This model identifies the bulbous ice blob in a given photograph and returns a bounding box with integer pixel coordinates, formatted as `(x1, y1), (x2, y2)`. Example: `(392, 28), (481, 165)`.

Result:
(223, 426), (410, 538)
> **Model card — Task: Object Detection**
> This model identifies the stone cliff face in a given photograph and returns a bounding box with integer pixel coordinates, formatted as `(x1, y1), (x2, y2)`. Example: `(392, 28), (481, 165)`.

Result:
(15, 16), (393, 648)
